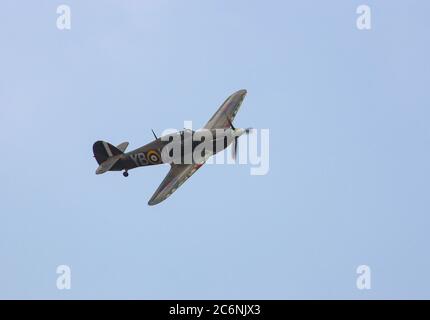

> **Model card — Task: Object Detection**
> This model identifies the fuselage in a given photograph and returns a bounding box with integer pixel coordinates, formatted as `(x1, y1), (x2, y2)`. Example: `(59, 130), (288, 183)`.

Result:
(112, 128), (244, 171)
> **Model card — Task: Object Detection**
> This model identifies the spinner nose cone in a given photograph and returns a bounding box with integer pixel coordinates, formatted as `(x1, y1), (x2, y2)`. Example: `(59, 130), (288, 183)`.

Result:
(234, 128), (246, 137)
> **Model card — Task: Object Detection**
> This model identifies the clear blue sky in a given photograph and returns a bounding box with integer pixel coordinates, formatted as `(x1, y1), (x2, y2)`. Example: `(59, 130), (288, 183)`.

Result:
(1, 0), (429, 299)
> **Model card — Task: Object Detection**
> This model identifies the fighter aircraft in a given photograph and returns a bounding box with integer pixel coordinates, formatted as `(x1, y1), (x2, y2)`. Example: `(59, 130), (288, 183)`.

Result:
(93, 89), (250, 205)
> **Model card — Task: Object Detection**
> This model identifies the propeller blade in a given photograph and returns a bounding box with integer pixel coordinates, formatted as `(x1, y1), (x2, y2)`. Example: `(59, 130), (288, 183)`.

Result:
(227, 117), (236, 130)
(232, 136), (238, 160)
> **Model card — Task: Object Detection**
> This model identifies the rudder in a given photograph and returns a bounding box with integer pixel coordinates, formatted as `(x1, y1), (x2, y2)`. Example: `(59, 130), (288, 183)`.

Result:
(93, 141), (123, 165)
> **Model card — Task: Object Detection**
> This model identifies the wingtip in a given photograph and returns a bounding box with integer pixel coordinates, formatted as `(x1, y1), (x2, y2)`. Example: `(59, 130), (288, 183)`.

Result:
(148, 194), (168, 206)
(148, 197), (161, 206)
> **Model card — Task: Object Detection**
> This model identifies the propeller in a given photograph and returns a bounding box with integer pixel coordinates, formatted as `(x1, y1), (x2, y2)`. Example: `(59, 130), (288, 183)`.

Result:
(227, 117), (252, 160)
(232, 136), (238, 160)
(227, 117), (236, 130)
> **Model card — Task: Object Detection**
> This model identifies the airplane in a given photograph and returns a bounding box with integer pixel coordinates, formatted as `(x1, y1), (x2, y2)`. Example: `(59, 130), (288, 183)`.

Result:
(93, 89), (251, 206)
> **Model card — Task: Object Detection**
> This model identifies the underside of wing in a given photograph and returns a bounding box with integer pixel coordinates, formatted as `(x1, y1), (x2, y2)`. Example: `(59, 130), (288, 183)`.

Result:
(148, 163), (204, 206)
(204, 89), (247, 130)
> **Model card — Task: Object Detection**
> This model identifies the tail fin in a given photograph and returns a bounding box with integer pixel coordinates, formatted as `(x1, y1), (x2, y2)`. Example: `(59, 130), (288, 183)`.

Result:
(93, 141), (124, 165)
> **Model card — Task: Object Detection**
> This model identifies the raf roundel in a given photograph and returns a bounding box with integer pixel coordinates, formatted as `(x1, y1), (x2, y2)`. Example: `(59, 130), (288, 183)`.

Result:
(147, 150), (161, 164)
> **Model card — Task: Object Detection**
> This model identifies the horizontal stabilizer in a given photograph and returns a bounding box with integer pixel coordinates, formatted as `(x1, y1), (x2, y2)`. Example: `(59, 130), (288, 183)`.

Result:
(116, 142), (129, 153)
(95, 154), (122, 175)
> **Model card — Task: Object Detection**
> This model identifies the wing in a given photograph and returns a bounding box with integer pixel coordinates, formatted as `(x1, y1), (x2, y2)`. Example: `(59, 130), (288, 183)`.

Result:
(204, 89), (247, 130)
(148, 163), (204, 205)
